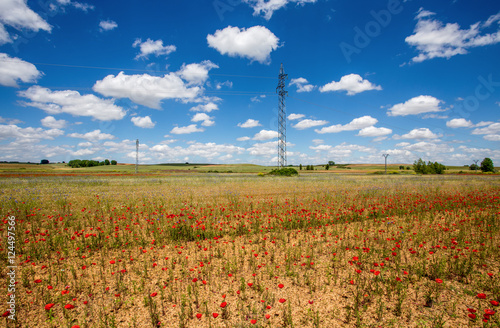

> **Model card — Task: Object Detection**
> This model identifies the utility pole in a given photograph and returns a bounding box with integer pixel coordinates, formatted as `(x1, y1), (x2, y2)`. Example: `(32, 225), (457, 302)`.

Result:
(382, 154), (389, 174)
(277, 63), (288, 168)
(135, 139), (139, 174)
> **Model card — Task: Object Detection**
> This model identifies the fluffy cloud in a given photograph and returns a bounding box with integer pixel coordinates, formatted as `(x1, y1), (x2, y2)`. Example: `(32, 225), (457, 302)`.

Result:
(99, 20), (117, 32)
(292, 119), (328, 130)
(189, 102), (219, 112)
(357, 126), (392, 137)
(41, 116), (67, 129)
(446, 118), (473, 128)
(237, 136), (251, 141)
(0, 0), (51, 45)
(319, 74), (381, 95)
(387, 95), (445, 116)
(68, 129), (115, 141)
(247, 141), (278, 156)
(397, 128), (439, 140)
(52, 0), (94, 12)
(472, 122), (500, 141)
(238, 119), (261, 128)
(151, 142), (244, 160)
(177, 60), (218, 85)
(253, 129), (279, 140)
(289, 78), (314, 92)
(132, 38), (176, 60)
(315, 116), (378, 134)
(243, 0), (317, 20)
(19, 86), (126, 121)
(406, 9), (500, 63)
(131, 116), (155, 128)
(0, 124), (63, 143)
(93, 72), (200, 109)
(288, 113), (305, 120)
(207, 26), (279, 64)
(170, 124), (204, 134)
(191, 113), (214, 127)
(0, 53), (42, 87)
(399, 141), (454, 154)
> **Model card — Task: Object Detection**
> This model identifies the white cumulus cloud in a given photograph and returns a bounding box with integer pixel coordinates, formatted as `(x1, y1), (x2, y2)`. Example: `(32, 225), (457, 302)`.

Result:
(238, 119), (261, 128)
(289, 77), (314, 92)
(68, 129), (115, 141)
(177, 60), (218, 85)
(99, 20), (117, 32)
(387, 95), (445, 116)
(0, 53), (42, 87)
(133, 38), (176, 60)
(398, 128), (439, 139)
(131, 116), (155, 128)
(288, 113), (305, 120)
(253, 129), (279, 141)
(207, 25), (279, 64)
(243, 0), (317, 20)
(319, 74), (381, 95)
(292, 119), (328, 130)
(315, 116), (378, 134)
(406, 9), (500, 63)
(41, 116), (67, 129)
(357, 126), (392, 137)
(191, 113), (215, 127)
(189, 102), (219, 112)
(93, 72), (201, 109)
(446, 118), (473, 128)
(170, 124), (204, 134)
(0, 0), (52, 45)
(19, 86), (126, 121)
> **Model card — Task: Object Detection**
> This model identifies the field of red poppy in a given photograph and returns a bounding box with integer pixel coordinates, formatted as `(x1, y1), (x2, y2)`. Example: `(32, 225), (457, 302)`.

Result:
(1, 174), (499, 328)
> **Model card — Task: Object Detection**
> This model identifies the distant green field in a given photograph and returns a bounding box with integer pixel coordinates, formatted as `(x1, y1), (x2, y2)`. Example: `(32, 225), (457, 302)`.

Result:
(0, 162), (497, 175)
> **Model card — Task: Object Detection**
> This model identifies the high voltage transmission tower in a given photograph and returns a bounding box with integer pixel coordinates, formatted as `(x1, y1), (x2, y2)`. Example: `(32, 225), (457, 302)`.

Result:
(277, 63), (288, 168)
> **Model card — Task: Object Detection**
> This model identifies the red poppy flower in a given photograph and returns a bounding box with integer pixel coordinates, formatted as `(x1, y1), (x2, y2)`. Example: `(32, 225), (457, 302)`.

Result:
(47, 285), (53, 290)
(265, 314), (271, 319)
(64, 304), (75, 309)
(478, 293), (487, 299)
(150, 292), (157, 297)
(279, 298), (286, 303)
(491, 300), (499, 306)
(467, 308), (476, 313)
(2, 311), (10, 317)
(485, 309), (496, 315)
(213, 313), (219, 318)
(468, 313), (476, 319)
(248, 282), (253, 287)
(435, 278), (443, 283)
(196, 313), (202, 319)
(192, 278), (198, 283)
(308, 300), (314, 304)
(220, 301), (227, 308)
(109, 260), (115, 264)
(278, 284), (284, 288)
(35, 279), (42, 283)
(251, 319), (257, 324)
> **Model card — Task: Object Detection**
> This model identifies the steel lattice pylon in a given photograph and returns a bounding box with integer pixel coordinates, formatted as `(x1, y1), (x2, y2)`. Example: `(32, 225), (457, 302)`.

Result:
(277, 63), (288, 168)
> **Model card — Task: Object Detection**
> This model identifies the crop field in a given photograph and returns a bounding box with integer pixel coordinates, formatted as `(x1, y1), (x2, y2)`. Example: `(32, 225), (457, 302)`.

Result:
(1, 173), (499, 327)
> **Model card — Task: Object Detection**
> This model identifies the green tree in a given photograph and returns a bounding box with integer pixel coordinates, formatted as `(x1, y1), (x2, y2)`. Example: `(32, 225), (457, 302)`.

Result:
(299, 164), (302, 170)
(111, 160), (117, 165)
(469, 163), (479, 171)
(40, 159), (49, 164)
(328, 161), (335, 166)
(481, 158), (495, 172)
(325, 164), (330, 170)
(104, 159), (110, 165)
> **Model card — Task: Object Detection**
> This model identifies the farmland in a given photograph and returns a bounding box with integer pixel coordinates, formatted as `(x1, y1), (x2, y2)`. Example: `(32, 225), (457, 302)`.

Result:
(1, 172), (499, 327)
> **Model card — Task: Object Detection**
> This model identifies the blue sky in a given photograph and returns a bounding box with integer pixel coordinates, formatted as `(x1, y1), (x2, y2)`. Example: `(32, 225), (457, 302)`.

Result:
(0, 0), (499, 165)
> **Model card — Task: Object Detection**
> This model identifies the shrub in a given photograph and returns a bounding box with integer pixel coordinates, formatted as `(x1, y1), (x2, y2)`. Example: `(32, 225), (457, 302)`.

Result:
(413, 158), (446, 174)
(268, 168), (299, 176)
